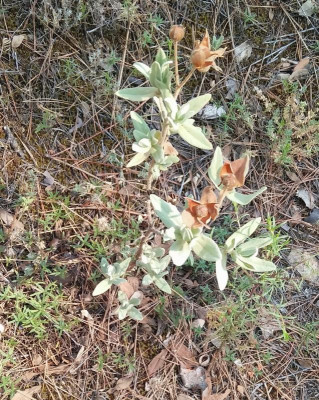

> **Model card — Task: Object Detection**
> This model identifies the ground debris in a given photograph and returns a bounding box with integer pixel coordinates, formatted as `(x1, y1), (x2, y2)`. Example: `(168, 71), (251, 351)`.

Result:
(287, 249), (319, 284)
(180, 366), (207, 391)
(296, 188), (315, 209)
(257, 307), (282, 339)
(298, 0), (318, 17)
(12, 385), (41, 400)
(147, 349), (168, 377)
(234, 42), (252, 63)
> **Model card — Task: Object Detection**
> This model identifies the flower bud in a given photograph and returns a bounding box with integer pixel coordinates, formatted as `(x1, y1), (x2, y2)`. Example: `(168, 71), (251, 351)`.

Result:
(169, 25), (185, 42)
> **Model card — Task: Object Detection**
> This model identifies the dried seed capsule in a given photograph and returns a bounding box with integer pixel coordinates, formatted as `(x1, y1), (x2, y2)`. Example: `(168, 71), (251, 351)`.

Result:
(169, 25), (185, 42)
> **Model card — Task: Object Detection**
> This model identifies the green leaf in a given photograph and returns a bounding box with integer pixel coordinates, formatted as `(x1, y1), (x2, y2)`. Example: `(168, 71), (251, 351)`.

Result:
(227, 187), (267, 205)
(169, 240), (191, 266)
(235, 254), (277, 272)
(128, 307), (143, 321)
(130, 111), (150, 138)
(150, 194), (183, 229)
(164, 97), (178, 119)
(225, 218), (261, 252)
(237, 237), (273, 257)
(118, 290), (128, 303)
(142, 275), (153, 286)
(115, 87), (159, 102)
(117, 258), (131, 275)
(100, 257), (108, 274)
(112, 277), (127, 285)
(155, 48), (167, 65)
(150, 61), (167, 89)
(127, 152), (149, 168)
(177, 119), (212, 150)
(177, 94), (212, 122)
(133, 62), (151, 79)
(215, 251), (228, 291)
(191, 234), (222, 262)
(92, 278), (112, 296)
(208, 146), (223, 188)
(118, 309), (127, 320)
(158, 255), (171, 272)
(132, 138), (152, 154)
(154, 277), (172, 294)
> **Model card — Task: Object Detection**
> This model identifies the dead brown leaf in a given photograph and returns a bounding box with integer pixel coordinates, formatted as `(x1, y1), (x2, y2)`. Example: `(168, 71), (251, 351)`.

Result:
(172, 342), (198, 368)
(11, 34), (27, 49)
(237, 385), (245, 395)
(209, 389), (231, 400)
(0, 209), (14, 225)
(293, 57), (310, 73)
(147, 349), (168, 376)
(257, 308), (282, 339)
(32, 354), (42, 366)
(45, 363), (70, 375)
(12, 385), (41, 400)
(177, 394), (194, 400)
(164, 141), (179, 155)
(110, 375), (133, 392)
(119, 277), (139, 299)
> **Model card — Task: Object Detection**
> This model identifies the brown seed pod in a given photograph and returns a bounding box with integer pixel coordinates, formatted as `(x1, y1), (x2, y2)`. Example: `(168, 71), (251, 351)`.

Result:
(169, 25), (185, 42)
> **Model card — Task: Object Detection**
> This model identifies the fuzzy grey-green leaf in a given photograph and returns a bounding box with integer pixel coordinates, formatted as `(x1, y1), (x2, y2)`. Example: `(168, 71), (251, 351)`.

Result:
(116, 87), (159, 102)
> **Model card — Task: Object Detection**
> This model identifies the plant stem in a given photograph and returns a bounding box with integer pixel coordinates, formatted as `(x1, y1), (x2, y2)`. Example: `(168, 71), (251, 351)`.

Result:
(174, 68), (195, 99)
(146, 119), (170, 191)
(174, 41), (180, 87)
(217, 187), (228, 209)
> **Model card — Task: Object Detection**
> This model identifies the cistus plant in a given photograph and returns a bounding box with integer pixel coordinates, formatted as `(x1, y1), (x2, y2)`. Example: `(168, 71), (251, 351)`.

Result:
(93, 27), (276, 320)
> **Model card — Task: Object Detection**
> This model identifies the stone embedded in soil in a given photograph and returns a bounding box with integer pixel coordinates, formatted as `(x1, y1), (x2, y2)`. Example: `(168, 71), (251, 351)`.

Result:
(287, 249), (319, 284)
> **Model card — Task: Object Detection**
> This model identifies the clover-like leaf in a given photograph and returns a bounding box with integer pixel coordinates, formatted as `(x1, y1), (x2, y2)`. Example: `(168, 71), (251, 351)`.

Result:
(207, 146), (223, 188)
(128, 307), (143, 321)
(177, 94), (211, 122)
(215, 250), (228, 291)
(177, 119), (212, 150)
(116, 87), (159, 102)
(127, 152), (149, 168)
(227, 187), (267, 205)
(92, 278), (113, 296)
(142, 275), (153, 286)
(133, 62), (151, 79)
(155, 48), (168, 65)
(191, 234), (222, 262)
(225, 218), (261, 252)
(169, 239), (191, 266)
(234, 253), (277, 273)
(130, 111), (150, 139)
(150, 194), (183, 229)
(154, 277), (172, 294)
(236, 237), (273, 258)
(132, 138), (152, 154)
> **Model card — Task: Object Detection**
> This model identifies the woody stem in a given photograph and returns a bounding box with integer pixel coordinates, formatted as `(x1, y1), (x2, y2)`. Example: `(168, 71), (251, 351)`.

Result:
(217, 187), (228, 209)
(174, 67), (195, 99)
(174, 41), (180, 87)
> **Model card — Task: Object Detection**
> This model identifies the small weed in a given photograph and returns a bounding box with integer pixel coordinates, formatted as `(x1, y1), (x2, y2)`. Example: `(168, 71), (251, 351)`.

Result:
(266, 86), (319, 165)
(169, 308), (192, 327)
(0, 281), (73, 340)
(243, 8), (258, 26)
(200, 284), (215, 304)
(223, 94), (254, 133)
(224, 348), (237, 362)
(35, 111), (56, 133)
(264, 216), (290, 259)
(142, 30), (153, 47)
